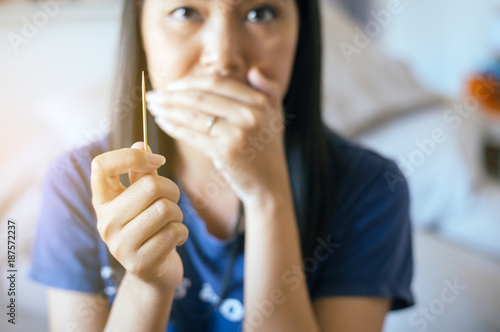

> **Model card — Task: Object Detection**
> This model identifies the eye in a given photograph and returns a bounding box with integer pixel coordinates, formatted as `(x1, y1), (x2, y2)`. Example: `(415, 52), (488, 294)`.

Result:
(247, 5), (277, 24)
(169, 7), (202, 22)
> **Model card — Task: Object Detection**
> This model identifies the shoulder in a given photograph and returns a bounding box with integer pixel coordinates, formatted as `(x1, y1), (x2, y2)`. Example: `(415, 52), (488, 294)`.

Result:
(47, 137), (109, 187)
(323, 128), (411, 237)
(325, 128), (402, 182)
(311, 129), (413, 310)
(30, 137), (111, 293)
(39, 136), (110, 235)
(324, 128), (409, 214)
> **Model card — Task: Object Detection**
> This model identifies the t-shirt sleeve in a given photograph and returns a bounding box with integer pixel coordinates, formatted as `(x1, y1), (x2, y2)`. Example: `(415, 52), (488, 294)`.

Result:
(311, 153), (414, 310)
(29, 147), (105, 293)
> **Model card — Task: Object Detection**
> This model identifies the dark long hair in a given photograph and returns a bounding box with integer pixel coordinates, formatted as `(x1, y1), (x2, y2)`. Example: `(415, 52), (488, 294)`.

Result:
(108, 0), (333, 260)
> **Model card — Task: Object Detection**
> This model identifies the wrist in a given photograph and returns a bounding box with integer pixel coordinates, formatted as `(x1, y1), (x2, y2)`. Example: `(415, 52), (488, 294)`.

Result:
(121, 272), (177, 303)
(245, 176), (293, 208)
(244, 184), (295, 223)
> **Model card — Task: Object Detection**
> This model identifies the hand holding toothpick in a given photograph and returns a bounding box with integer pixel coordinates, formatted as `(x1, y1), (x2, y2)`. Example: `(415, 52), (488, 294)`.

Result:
(90, 71), (187, 296)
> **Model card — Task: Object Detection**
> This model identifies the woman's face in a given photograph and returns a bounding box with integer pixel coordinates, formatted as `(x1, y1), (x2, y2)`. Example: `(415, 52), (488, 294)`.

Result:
(141, 0), (299, 100)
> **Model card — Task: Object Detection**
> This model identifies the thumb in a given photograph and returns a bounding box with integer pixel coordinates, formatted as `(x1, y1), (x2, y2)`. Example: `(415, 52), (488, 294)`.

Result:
(247, 66), (282, 108)
(129, 142), (160, 185)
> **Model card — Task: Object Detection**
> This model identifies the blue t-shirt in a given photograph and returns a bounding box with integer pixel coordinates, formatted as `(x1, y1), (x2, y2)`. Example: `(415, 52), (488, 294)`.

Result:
(29, 130), (414, 331)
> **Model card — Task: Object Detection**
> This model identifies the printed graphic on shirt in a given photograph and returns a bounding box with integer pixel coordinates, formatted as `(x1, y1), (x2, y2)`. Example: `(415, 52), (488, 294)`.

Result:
(199, 282), (245, 322)
(100, 265), (117, 297)
(174, 277), (192, 300)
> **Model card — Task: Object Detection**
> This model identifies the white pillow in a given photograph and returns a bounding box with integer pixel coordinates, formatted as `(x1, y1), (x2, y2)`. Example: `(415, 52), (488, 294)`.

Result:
(355, 103), (500, 257)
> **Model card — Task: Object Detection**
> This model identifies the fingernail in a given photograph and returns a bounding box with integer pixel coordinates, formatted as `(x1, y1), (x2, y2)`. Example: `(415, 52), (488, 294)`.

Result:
(146, 153), (166, 166)
(146, 91), (164, 103)
(147, 102), (155, 114)
(147, 102), (162, 115)
(145, 91), (154, 103)
(166, 81), (184, 91)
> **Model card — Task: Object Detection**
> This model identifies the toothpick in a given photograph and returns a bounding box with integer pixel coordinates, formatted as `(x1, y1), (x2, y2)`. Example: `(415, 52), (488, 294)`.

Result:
(142, 70), (148, 152)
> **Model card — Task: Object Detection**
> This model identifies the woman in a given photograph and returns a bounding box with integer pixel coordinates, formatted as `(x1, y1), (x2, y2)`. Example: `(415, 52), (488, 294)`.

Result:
(30, 0), (414, 331)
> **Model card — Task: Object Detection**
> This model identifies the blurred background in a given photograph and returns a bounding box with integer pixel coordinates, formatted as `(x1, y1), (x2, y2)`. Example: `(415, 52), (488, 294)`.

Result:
(1, 0), (499, 331)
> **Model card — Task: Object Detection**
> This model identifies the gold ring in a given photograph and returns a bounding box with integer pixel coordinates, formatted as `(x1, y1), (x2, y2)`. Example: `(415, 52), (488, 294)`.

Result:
(206, 115), (217, 134)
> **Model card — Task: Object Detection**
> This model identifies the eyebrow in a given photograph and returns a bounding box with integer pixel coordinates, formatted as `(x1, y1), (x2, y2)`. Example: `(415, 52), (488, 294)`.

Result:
(163, 0), (289, 4)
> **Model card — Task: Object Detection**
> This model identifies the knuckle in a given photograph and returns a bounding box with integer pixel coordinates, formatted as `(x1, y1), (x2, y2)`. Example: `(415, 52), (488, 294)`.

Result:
(243, 108), (258, 128)
(160, 177), (181, 203)
(154, 198), (171, 218)
(107, 238), (121, 259)
(212, 75), (223, 84)
(131, 248), (152, 275)
(226, 146), (238, 160)
(91, 196), (100, 209)
(233, 127), (245, 142)
(170, 180), (181, 203)
(194, 91), (205, 102)
(174, 204), (184, 222)
(179, 224), (189, 242)
(96, 219), (110, 240)
(140, 175), (161, 196)
(91, 156), (104, 175)
(256, 94), (267, 107)
(124, 149), (139, 165)
(173, 223), (189, 246)
(158, 223), (188, 249)
(188, 111), (197, 122)
(162, 224), (177, 244)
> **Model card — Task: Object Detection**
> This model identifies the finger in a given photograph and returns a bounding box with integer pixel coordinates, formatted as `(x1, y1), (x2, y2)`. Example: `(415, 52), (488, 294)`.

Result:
(150, 103), (241, 135)
(155, 116), (236, 151)
(122, 197), (184, 252)
(136, 221), (189, 268)
(129, 142), (159, 185)
(147, 90), (255, 126)
(247, 66), (283, 109)
(162, 75), (264, 106)
(150, 105), (217, 133)
(98, 174), (181, 231)
(91, 148), (166, 206)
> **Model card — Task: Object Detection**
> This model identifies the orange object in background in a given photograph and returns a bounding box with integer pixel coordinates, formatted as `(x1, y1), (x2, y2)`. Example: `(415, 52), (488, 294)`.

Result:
(468, 71), (500, 115)
(467, 63), (500, 179)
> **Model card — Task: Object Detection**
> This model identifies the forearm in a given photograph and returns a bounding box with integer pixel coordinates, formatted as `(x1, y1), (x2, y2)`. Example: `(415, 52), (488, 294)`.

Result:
(104, 272), (174, 332)
(243, 184), (320, 332)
